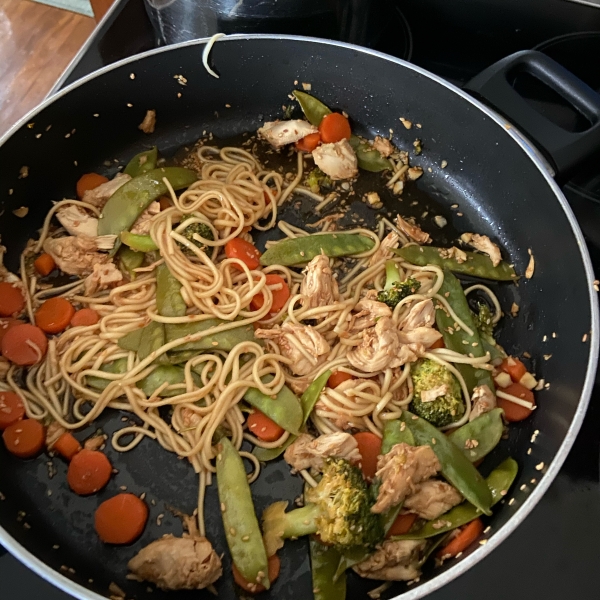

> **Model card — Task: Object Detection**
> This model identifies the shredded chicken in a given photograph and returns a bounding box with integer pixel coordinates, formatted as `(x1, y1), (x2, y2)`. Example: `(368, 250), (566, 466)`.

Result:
(399, 299), (436, 330)
(139, 109), (157, 134)
(258, 120), (318, 148)
(56, 205), (98, 238)
(404, 480), (463, 520)
(45, 422), (66, 451)
(420, 384), (450, 404)
(0, 244), (23, 287)
(371, 443), (441, 514)
(439, 246), (467, 264)
(348, 298), (392, 334)
(128, 534), (222, 590)
(83, 434), (106, 451)
(312, 140), (358, 180)
(368, 231), (400, 267)
(130, 202), (161, 235)
(84, 262), (123, 295)
(469, 384), (497, 421)
(284, 432), (361, 471)
(395, 215), (431, 244)
(372, 136), (394, 158)
(460, 233), (501, 267)
(397, 327), (442, 349)
(254, 322), (330, 376)
(354, 539), (426, 581)
(82, 173), (131, 209)
(300, 254), (339, 310)
(43, 236), (111, 277)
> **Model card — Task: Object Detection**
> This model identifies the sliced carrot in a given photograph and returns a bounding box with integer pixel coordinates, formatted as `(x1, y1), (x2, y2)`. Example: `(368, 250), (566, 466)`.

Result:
(497, 382), (535, 422)
(429, 337), (445, 350)
(1, 324), (48, 366)
(0, 318), (24, 346)
(263, 190), (273, 205)
(35, 297), (75, 334)
(318, 113), (351, 144)
(95, 493), (148, 545)
(438, 518), (484, 559)
(295, 132), (321, 152)
(33, 253), (56, 277)
(67, 449), (112, 495)
(327, 371), (355, 389)
(250, 274), (291, 314)
(386, 512), (418, 538)
(353, 431), (382, 481)
(0, 282), (25, 317)
(247, 410), (285, 443)
(500, 357), (527, 383)
(0, 391), (25, 430)
(233, 553), (280, 594)
(76, 173), (108, 199)
(2, 419), (45, 458)
(225, 238), (261, 270)
(70, 308), (100, 328)
(53, 432), (82, 461)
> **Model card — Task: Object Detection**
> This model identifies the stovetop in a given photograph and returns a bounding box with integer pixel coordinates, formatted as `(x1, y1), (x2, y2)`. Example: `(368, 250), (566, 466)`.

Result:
(2, 0), (600, 598)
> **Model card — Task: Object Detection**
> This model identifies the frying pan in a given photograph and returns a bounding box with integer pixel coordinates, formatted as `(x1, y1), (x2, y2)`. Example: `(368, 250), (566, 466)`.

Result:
(0, 36), (598, 600)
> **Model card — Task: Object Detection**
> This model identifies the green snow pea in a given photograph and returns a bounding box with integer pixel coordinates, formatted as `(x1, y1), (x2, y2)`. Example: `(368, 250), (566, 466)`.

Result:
(349, 135), (393, 172)
(123, 147), (158, 178)
(117, 246), (144, 279)
(400, 410), (493, 515)
(395, 246), (517, 281)
(98, 167), (197, 253)
(117, 320), (167, 362)
(310, 538), (347, 600)
(293, 90), (331, 126)
(392, 457), (518, 540)
(156, 263), (186, 318)
(137, 364), (200, 397)
(381, 419), (415, 454)
(86, 358), (127, 391)
(260, 233), (374, 267)
(120, 231), (158, 252)
(449, 408), (504, 463)
(164, 318), (255, 352)
(216, 438), (270, 589)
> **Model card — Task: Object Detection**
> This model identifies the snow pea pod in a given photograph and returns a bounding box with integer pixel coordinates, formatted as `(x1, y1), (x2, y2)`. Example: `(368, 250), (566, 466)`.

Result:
(117, 246), (144, 279)
(164, 318), (255, 352)
(123, 147), (158, 178)
(349, 135), (392, 172)
(260, 233), (374, 266)
(381, 419), (415, 454)
(98, 167), (197, 253)
(244, 375), (303, 436)
(310, 538), (346, 600)
(391, 457), (518, 540)
(395, 246), (517, 281)
(449, 408), (504, 463)
(156, 263), (186, 318)
(137, 364), (200, 397)
(400, 410), (493, 515)
(435, 269), (495, 393)
(86, 358), (127, 391)
(293, 90), (331, 126)
(216, 437), (270, 589)
(120, 231), (158, 252)
(117, 320), (167, 362)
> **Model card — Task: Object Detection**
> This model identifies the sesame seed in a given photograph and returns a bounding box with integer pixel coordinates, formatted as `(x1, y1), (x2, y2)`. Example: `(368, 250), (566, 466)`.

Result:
(500, 489), (507, 496)
(130, 73), (135, 79)
(535, 462), (544, 471)
(156, 514), (164, 525)
(52, 544), (59, 550)
(542, 335), (547, 342)
(431, 437), (437, 444)
(230, 527), (236, 536)
(455, 551), (463, 558)
(552, 332), (557, 338)
(520, 484), (528, 491)
(242, 535), (249, 541)
(530, 478), (537, 484)
(527, 448), (532, 455)
(582, 333), (588, 343)
(483, 526), (491, 534)
(479, 539), (487, 545)
(508, 498), (515, 506)
(127, 103), (133, 108)
(221, 503), (226, 512)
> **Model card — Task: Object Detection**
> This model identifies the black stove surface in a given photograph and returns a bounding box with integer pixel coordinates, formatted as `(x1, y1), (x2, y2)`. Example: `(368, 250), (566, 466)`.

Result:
(2, 0), (600, 598)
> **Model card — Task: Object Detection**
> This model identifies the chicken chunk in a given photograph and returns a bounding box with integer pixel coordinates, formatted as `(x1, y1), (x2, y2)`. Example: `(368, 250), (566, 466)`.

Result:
(56, 205), (99, 238)
(371, 443), (440, 514)
(130, 202), (161, 235)
(399, 299), (436, 331)
(460, 233), (502, 267)
(395, 215), (431, 244)
(258, 120), (318, 148)
(397, 327), (443, 349)
(312, 140), (358, 180)
(469, 384), (497, 421)
(82, 173), (131, 209)
(128, 534), (222, 590)
(43, 236), (111, 277)
(439, 246), (467, 264)
(254, 322), (330, 376)
(139, 109), (157, 134)
(84, 262), (123, 295)
(372, 136), (394, 158)
(348, 298), (392, 333)
(300, 254), (339, 310)
(368, 231), (400, 267)
(353, 539), (426, 581)
(284, 432), (361, 471)
(404, 480), (463, 520)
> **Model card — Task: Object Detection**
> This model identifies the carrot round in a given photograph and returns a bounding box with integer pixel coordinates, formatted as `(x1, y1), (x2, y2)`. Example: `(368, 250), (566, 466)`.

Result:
(386, 512), (418, 538)
(67, 449), (112, 495)
(35, 297), (75, 334)
(500, 357), (527, 383)
(295, 132), (321, 152)
(33, 253), (56, 277)
(233, 553), (280, 594)
(327, 371), (354, 389)
(95, 493), (148, 544)
(497, 382), (535, 422)
(250, 274), (290, 314)
(76, 173), (108, 199)
(318, 113), (351, 144)
(0, 391), (25, 430)
(70, 308), (100, 328)
(53, 432), (82, 461)
(0, 282), (25, 317)
(3, 419), (45, 458)
(247, 410), (285, 443)
(225, 238), (261, 270)
(0, 318), (24, 345)
(353, 431), (382, 481)
(438, 518), (484, 559)
(1, 324), (48, 366)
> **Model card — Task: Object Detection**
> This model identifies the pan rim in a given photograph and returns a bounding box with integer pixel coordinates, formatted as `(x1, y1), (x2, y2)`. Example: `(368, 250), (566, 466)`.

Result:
(0, 33), (597, 600)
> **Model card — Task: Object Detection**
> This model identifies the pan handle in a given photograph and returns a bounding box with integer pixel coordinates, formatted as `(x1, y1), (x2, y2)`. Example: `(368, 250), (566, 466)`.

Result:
(464, 50), (600, 178)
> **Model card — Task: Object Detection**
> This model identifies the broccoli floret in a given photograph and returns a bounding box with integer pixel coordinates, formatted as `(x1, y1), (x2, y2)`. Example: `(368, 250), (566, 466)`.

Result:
(376, 260), (421, 309)
(305, 168), (332, 194)
(262, 458), (383, 556)
(409, 358), (464, 427)
(474, 302), (494, 338)
(177, 218), (214, 255)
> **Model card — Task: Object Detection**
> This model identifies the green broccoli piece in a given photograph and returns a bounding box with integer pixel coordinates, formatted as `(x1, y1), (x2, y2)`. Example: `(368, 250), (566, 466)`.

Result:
(305, 168), (332, 194)
(177, 218), (214, 255)
(409, 358), (464, 427)
(262, 458), (383, 556)
(376, 260), (421, 309)
(474, 302), (494, 338)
